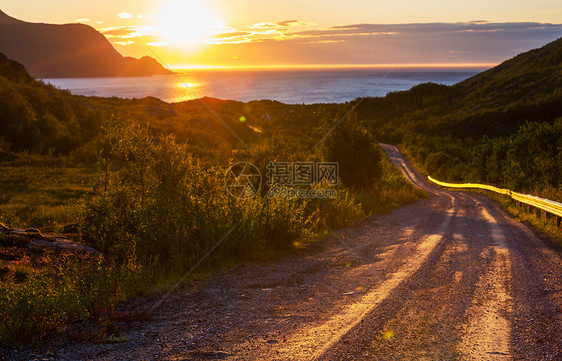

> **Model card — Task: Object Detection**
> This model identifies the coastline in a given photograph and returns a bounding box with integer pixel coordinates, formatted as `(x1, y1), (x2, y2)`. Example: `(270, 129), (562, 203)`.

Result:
(42, 67), (482, 105)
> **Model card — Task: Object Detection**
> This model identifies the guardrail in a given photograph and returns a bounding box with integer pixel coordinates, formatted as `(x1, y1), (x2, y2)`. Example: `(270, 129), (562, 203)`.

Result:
(427, 176), (562, 223)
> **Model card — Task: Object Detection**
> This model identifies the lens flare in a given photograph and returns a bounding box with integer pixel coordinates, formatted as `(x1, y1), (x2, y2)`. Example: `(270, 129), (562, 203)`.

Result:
(156, 0), (218, 47)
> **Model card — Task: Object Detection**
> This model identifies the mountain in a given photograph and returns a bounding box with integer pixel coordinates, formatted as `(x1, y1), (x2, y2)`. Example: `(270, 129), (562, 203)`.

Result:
(358, 36), (562, 140)
(454, 37), (562, 108)
(0, 52), (257, 154)
(0, 52), (32, 83)
(0, 10), (171, 78)
(356, 37), (562, 193)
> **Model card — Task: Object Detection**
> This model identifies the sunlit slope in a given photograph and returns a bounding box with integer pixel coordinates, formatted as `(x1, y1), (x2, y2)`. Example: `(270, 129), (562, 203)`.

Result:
(359, 37), (562, 140)
(0, 9), (171, 77)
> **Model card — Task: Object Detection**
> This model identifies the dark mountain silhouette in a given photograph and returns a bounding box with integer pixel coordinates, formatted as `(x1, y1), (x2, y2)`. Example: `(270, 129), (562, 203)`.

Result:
(0, 9), (171, 78)
(454, 37), (562, 106)
(1, 35), (561, 155)
(358, 36), (562, 140)
(0, 51), (255, 153)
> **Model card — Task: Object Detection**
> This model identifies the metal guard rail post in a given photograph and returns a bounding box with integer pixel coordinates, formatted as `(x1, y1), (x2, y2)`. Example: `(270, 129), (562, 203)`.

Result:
(427, 176), (562, 223)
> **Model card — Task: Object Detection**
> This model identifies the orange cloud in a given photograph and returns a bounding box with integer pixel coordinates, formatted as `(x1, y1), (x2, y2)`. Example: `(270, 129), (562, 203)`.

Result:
(100, 20), (562, 69)
(250, 19), (314, 29)
(117, 12), (134, 19)
(101, 27), (136, 37)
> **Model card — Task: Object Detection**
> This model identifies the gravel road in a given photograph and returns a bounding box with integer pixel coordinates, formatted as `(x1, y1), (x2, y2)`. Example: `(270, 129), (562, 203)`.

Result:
(7, 145), (561, 360)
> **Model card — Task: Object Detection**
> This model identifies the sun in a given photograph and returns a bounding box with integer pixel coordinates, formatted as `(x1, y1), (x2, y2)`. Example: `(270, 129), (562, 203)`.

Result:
(156, 0), (218, 47)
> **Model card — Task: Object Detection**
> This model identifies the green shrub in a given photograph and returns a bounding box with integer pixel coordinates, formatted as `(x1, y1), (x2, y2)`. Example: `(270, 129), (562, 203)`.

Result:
(324, 117), (383, 188)
(0, 271), (64, 343)
(0, 255), (144, 344)
(82, 121), (314, 273)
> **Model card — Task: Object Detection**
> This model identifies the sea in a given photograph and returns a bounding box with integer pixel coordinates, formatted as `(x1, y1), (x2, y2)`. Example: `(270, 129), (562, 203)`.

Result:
(42, 67), (485, 105)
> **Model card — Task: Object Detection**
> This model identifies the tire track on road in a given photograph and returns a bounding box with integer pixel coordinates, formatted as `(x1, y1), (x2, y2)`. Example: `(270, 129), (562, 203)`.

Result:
(458, 204), (513, 360)
(321, 191), (492, 360)
(276, 197), (457, 360)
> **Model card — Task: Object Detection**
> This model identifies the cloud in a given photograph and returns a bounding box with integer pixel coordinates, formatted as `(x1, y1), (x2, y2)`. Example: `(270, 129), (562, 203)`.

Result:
(105, 20), (562, 67)
(213, 31), (252, 39)
(206, 38), (253, 45)
(74, 18), (90, 22)
(206, 21), (562, 66)
(276, 20), (312, 27)
(201, 19), (317, 44)
(117, 12), (134, 19)
(205, 30), (254, 45)
(286, 22), (562, 39)
(147, 41), (170, 47)
(101, 26), (160, 40)
(115, 41), (135, 46)
(294, 40), (346, 44)
(249, 22), (280, 29)
(101, 27), (136, 37)
(249, 19), (315, 29)
(105, 21), (562, 47)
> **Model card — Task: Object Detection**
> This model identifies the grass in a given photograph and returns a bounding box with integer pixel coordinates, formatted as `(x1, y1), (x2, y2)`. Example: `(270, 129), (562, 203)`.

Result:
(0, 154), (95, 231)
(488, 192), (562, 245)
(0, 253), (154, 344)
(401, 143), (561, 243)
(0, 142), (426, 345)
(0, 155), (118, 344)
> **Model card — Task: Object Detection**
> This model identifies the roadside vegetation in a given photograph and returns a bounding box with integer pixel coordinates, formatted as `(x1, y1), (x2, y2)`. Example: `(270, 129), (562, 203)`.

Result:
(3, 37), (560, 345)
(357, 38), (562, 203)
(356, 38), (562, 241)
(0, 53), (423, 344)
(485, 191), (562, 244)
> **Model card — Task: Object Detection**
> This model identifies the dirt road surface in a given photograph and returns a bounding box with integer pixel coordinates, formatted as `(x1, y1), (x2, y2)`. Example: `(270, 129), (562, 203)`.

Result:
(10, 145), (561, 360)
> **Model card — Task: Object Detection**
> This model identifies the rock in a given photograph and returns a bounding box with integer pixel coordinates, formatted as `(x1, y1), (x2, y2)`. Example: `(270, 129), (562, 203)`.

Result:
(1, 226), (100, 256)
(0, 223), (10, 233)
(25, 228), (43, 237)
(32, 238), (99, 254)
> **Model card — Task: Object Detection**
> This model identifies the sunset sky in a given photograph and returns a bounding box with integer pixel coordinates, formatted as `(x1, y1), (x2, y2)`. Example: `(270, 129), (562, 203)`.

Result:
(2, 0), (562, 68)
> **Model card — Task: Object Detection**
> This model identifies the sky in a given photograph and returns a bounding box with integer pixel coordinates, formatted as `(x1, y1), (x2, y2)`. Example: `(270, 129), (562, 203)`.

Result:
(2, 0), (562, 68)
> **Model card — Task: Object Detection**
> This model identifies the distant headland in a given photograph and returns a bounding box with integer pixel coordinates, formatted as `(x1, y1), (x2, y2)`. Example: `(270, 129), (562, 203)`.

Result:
(0, 9), (172, 78)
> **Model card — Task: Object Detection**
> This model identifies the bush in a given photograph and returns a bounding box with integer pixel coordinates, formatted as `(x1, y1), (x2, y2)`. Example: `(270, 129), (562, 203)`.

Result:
(82, 121), (314, 273)
(324, 117), (383, 188)
(0, 255), (140, 343)
(0, 271), (64, 343)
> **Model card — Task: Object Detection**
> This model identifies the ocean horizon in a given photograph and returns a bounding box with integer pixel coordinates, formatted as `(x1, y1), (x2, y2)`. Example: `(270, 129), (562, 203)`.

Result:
(43, 67), (486, 105)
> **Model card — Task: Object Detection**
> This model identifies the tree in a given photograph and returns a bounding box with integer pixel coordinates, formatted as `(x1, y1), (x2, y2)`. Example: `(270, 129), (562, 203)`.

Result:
(324, 117), (382, 188)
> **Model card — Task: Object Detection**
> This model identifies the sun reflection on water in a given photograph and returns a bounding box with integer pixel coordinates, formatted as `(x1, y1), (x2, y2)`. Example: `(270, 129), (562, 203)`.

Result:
(168, 81), (201, 102)
(177, 82), (199, 89)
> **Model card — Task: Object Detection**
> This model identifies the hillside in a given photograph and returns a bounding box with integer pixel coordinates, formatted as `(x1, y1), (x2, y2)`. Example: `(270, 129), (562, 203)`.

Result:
(359, 37), (562, 140)
(456, 37), (562, 103)
(356, 37), (562, 197)
(0, 52), (298, 156)
(1, 33), (560, 197)
(0, 10), (171, 78)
